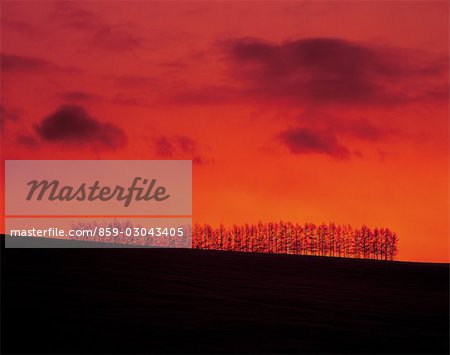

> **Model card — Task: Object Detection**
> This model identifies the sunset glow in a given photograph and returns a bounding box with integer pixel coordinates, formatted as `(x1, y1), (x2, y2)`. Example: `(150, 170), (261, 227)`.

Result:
(1, 1), (448, 262)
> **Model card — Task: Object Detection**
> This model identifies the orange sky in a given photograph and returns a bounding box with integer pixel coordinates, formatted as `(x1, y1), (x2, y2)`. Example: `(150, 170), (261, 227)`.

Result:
(1, 1), (448, 262)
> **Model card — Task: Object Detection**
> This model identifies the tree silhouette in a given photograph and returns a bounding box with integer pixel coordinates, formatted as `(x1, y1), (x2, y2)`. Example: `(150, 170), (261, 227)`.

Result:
(193, 222), (398, 260)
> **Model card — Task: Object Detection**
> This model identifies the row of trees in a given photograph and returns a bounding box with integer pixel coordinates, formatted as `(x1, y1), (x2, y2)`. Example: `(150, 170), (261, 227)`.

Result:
(192, 222), (398, 260)
(69, 220), (398, 260)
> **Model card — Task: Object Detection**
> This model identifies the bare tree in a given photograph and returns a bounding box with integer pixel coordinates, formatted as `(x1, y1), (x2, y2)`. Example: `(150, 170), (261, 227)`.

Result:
(193, 222), (398, 261)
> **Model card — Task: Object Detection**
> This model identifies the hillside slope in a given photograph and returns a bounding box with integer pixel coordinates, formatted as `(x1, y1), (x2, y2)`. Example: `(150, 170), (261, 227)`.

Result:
(2, 237), (449, 354)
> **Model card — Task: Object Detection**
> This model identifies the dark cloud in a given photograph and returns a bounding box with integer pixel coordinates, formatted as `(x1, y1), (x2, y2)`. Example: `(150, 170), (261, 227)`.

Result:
(2, 19), (42, 37)
(342, 119), (389, 141)
(192, 156), (205, 165)
(154, 135), (205, 164)
(276, 116), (397, 159)
(59, 90), (152, 107)
(175, 135), (197, 153)
(35, 105), (127, 150)
(1, 53), (80, 74)
(221, 37), (447, 106)
(278, 127), (350, 159)
(154, 137), (175, 157)
(1, 53), (53, 72)
(59, 91), (102, 102)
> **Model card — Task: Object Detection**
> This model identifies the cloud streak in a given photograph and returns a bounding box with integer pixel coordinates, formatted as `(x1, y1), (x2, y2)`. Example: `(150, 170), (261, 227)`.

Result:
(59, 91), (102, 103)
(1, 53), (53, 72)
(1, 53), (80, 74)
(154, 135), (205, 164)
(278, 127), (350, 159)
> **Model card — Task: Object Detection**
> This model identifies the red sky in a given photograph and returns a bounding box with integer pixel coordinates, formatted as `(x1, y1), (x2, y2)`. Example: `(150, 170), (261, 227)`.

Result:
(1, 1), (448, 262)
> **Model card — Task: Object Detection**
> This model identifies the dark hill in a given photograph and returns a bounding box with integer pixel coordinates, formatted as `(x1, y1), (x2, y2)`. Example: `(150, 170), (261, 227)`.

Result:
(1, 236), (449, 354)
